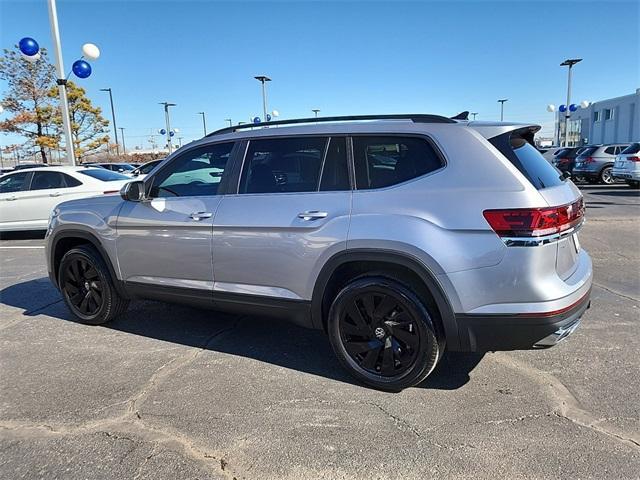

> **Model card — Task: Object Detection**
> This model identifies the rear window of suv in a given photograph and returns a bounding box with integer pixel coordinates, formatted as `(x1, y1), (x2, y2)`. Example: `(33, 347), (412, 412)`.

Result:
(621, 143), (640, 154)
(490, 132), (565, 190)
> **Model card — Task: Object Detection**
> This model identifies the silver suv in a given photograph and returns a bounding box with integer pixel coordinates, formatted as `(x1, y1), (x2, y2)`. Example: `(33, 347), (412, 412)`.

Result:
(45, 114), (593, 391)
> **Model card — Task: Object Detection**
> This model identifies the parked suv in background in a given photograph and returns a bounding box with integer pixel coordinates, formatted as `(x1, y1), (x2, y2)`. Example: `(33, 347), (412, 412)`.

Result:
(552, 147), (585, 175)
(45, 114), (592, 391)
(573, 144), (630, 184)
(612, 142), (640, 188)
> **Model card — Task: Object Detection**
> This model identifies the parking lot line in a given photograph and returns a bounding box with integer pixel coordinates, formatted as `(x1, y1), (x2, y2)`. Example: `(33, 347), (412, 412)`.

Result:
(0, 246), (45, 249)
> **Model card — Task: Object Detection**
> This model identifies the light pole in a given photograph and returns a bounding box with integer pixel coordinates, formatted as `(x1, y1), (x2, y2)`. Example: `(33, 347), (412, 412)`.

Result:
(312, 109), (320, 118)
(178, 137), (184, 147)
(254, 75), (271, 122)
(197, 112), (207, 136)
(159, 102), (176, 154)
(225, 118), (232, 127)
(119, 127), (126, 155)
(471, 112), (478, 120)
(561, 58), (582, 147)
(498, 99), (508, 121)
(47, 0), (75, 165)
(100, 88), (119, 155)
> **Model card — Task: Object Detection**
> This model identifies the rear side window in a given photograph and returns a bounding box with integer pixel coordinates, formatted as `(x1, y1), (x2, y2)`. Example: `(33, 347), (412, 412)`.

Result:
(579, 147), (598, 156)
(490, 133), (565, 190)
(30, 171), (82, 190)
(240, 137), (327, 194)
(621, 143), (640, 154)
(0, 172), (30, 193)
(353, 136), (443, 189)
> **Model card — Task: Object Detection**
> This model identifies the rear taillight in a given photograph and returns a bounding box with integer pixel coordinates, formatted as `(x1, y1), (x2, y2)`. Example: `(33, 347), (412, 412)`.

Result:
(628, 156), (640, 162)
(483, 198), (584, 238)
(557, 157), (569, 164)
(584, 157), (595, 163)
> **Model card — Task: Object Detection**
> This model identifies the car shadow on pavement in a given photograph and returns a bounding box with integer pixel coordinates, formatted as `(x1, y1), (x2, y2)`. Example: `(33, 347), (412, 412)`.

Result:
(0, 278), (484, 391)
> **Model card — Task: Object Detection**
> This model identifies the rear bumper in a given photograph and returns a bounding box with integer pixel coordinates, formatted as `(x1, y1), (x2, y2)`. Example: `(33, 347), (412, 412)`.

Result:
(612, 169), (640, 181)
(454, 289), (591, 352)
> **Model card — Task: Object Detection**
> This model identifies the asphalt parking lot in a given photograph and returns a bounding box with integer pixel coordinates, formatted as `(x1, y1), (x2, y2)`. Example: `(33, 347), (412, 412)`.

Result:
(1, 184), (638, 479)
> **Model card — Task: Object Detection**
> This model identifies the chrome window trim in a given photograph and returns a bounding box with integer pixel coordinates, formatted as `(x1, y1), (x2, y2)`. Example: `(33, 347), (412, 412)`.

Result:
(501, 220), (584, 247)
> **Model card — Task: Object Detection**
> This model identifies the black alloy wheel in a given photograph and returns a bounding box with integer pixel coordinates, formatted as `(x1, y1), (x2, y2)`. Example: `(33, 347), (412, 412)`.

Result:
(328, 276), (441, 391)
(59, 245), (129, 325)
(63, 257), (103, 317)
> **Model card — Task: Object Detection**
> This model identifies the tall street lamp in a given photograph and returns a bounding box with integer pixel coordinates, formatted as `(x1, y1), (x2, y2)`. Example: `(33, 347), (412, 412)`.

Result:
(254, 75), (271, 122)
(159, 102), (176, 154)
(312, 109), (320, 118)
(225, 118), (232, 127)
(560, 58), (582, 147)
(100, 88), (119, 155)
(119, 127), (126, 155)
(197, 111), (207, 136)
(498, 99), (508, 121)
(471, 112), (478, 120)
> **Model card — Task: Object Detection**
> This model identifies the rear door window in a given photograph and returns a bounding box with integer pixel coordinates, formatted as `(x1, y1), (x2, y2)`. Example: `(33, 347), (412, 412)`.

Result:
(30, 171), (81, 190)
(353, 136), (443, 189)
(489, 132), (565, 190)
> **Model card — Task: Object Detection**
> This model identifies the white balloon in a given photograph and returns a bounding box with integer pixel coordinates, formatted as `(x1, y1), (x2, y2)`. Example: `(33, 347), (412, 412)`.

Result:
(546, 104), (556, 112)
(0, 105), (3, 114)
(173, 128), (180, 133)
(23, 52), (41, 63)
(82, 43), (100, 60)
(271, 109), (280, 117)
(580, 100), (590, 109)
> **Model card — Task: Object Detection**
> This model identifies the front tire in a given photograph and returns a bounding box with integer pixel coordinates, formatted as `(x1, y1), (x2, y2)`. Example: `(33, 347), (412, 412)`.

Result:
(327, 276), (442, 391)
(58, 245), (129, 325)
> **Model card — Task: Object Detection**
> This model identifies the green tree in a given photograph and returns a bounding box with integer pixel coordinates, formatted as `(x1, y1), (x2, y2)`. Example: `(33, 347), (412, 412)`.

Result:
(49, 81), (109, 161)
(0, 46), (58, 163)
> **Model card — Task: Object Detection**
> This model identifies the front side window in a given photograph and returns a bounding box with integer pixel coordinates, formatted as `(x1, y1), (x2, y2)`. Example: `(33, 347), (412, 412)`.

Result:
(353, 136), (443, 189)
(239, 137), (327, 194)
(0, 172), (30, 193)
(604, 146), (616, 155)
(150, 142), (233, 198)
(30, 171), (81, 190)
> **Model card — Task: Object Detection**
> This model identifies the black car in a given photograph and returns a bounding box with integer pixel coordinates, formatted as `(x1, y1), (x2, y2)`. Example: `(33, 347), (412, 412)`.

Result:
(552, 147), (586, 174)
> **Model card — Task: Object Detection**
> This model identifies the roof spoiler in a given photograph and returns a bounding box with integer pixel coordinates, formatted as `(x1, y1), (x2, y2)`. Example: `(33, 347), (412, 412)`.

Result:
(450, 111), (469, 121)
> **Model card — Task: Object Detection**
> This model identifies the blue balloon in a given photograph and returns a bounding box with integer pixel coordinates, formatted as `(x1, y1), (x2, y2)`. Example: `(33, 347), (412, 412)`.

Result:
(558, 104), (567, 113)
(253, 116), (261, 124)
(266, 113), (272, 122)
(19, 37), (39, 56)
(569, 104), (578, 112)
(72, 59), (92, 79)
(170, 131), (175, 137)
(159, 129), (166, 135)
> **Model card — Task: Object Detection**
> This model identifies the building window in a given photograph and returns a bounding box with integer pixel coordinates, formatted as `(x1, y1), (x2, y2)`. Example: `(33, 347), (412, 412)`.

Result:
(593, 111), (601, 122)
(604, 108), (614, 121)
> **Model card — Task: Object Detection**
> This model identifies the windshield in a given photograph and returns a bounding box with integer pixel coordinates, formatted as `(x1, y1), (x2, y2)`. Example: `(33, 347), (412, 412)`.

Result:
(79, 169), (130, 181)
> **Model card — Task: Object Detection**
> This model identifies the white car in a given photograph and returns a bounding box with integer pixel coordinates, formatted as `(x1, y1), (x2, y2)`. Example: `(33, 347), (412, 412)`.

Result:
(612, 142), (640, 188)
(0, 166), (132, 231)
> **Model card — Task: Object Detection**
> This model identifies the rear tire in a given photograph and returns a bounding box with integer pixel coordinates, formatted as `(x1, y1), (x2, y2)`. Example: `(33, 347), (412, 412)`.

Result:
(600, 166), (615, 185)
(327, 276), (442, 391)
(58, 245), (129, 325)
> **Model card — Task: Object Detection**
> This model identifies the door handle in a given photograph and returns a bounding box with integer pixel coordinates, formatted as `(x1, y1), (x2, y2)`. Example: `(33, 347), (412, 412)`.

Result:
(189, 211), (213, 221)
(297, 210), (328, 221)
(49, 192), (62, 197)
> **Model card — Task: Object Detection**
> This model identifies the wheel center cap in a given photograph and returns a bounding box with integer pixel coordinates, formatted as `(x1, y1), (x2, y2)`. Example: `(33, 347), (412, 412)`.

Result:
(374, 327), (386, 339)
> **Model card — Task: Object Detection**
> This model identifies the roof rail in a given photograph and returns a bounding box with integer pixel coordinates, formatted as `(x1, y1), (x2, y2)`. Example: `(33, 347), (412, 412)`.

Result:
(206, 113), (456, 137)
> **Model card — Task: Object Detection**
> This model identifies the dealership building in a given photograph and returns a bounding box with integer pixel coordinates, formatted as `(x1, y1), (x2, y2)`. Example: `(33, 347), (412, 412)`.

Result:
(555, 88), (639, 146)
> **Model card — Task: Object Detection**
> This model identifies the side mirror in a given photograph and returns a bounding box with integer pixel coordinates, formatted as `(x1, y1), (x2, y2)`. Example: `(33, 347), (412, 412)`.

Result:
(120, 180), (145, 202)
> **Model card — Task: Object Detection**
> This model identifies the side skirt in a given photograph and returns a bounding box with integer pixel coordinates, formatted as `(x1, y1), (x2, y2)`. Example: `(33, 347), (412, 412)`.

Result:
(124, 282), (314, 329)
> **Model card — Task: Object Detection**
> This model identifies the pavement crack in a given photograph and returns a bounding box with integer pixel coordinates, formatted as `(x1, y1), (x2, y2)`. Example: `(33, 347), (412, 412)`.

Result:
(593, 282), (639, 303)
(492, 353), (640, 450)
(363, 401), (422, 438)
(127, 319), (242, 420)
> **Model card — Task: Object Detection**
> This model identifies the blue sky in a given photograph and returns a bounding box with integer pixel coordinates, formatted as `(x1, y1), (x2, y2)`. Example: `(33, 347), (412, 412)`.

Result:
(1, 0), (638, 149)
